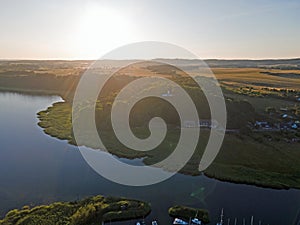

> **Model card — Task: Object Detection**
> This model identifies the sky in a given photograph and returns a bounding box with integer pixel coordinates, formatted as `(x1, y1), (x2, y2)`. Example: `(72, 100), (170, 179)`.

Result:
(0, 0), (299, 60)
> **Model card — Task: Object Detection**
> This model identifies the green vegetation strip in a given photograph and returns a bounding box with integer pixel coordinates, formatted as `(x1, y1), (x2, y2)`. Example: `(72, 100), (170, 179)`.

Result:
(0, 195), (151, 225)
(37, 101), (300, 190)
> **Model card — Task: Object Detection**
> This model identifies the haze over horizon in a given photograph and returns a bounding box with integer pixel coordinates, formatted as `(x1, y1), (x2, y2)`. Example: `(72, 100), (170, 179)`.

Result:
(1, 57), (300, 61)
(1, 0), (300, 60)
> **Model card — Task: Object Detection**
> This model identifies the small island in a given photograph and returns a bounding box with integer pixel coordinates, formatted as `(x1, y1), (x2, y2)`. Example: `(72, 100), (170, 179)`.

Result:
(168, 205), (210, 224)
(0, 195), (151, 225)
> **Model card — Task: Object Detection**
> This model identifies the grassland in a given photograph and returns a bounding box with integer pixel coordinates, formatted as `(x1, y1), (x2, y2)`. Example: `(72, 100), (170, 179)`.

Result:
(211, 67), (300, 113)
(212, 67), (300, 90)
(2, 59), (300, 189)
(37, 98), (300, 189)
(0, 195), (151, 225)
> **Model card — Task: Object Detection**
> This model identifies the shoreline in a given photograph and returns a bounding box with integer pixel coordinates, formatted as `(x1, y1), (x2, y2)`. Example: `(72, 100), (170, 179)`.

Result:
(1, 85), (299, 191)
(0, 195), (151, 224)
(37, 98), (300, 190)
(35, 99), (300, 190)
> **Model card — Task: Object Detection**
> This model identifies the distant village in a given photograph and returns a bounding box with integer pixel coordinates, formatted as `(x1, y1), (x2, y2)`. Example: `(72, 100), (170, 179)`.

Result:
(254, 106), (300, 131)
(161, 89), (300, 142)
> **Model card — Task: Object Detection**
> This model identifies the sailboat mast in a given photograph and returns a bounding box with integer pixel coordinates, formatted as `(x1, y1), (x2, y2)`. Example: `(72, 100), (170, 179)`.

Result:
(220, 208), (224, 225)
(221, 208), (224, 225)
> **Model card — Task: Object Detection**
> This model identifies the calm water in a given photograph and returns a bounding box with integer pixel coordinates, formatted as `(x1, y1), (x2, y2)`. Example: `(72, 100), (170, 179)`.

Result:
(0, 92), (300, 225)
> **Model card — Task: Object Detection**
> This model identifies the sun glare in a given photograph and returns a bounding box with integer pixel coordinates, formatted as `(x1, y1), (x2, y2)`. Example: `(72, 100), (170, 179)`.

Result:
(74, 5), (136, 59)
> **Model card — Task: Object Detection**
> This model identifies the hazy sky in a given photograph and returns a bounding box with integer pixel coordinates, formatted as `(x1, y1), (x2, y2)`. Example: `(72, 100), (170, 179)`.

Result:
(1, 0), (299, 59)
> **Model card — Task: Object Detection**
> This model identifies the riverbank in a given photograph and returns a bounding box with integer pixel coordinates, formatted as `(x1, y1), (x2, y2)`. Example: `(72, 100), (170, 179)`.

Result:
(37, 101), (300, 190)
(2, 60), (300, 190)
(0, 195), (151, 225)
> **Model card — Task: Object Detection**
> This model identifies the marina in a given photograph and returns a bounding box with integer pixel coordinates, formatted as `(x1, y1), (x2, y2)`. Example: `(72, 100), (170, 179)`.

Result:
(132, 209), (268, 225)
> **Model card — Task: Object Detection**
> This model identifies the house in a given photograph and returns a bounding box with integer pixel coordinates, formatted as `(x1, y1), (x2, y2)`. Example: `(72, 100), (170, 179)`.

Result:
(162, 90), (173, 97)
(255, 121), (268, 126)
(210, 120), (218, 129)
(291, 124), (298, 129)
(198, 119), (218, 129)
(199, 120), (211, 128)
(255, 121), (270, 129)
(184, 120), (196, 128)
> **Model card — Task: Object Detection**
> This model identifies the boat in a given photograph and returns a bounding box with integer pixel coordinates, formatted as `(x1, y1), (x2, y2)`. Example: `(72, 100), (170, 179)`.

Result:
(216, 208), (224, 225)
(191, 218), (202, 224)
(173, 218), (188, 225)
(191, 210), (202, 225)
(136, 221), (146, 225)
(152, 220), (158, 225)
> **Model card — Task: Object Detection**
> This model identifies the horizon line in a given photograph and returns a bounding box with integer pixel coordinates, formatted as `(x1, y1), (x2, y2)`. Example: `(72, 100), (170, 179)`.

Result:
(0, 57), (300, 61)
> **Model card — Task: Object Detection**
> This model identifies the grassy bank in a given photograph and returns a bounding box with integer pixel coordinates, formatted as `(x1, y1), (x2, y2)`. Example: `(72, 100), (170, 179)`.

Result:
(37, 101), (300, 189)
(0, 195), (151, 225)
(2, 60), (300, 189)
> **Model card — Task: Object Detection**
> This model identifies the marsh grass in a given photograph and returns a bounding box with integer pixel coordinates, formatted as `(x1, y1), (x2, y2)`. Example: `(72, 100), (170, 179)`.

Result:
(0, 195), (151, 225)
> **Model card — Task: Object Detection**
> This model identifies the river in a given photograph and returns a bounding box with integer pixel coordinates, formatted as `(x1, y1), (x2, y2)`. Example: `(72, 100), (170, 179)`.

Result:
(0, 92), (299, 225)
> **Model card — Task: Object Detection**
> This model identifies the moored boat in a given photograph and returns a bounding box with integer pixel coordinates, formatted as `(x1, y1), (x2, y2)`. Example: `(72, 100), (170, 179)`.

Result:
(152, 220), (158, 225)
(173, 218), (188, 225)
(191, 217), (202, 225)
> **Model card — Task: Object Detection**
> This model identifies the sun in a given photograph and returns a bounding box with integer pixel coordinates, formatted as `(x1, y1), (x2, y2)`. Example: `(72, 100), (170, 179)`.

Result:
(74, 5), (136, 59)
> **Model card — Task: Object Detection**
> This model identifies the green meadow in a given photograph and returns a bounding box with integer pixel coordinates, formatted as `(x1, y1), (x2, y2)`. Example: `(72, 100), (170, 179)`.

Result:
(0, 195), (150, 225)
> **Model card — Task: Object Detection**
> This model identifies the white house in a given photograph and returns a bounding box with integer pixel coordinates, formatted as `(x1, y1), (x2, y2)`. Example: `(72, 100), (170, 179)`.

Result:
(162, 90), (173, 97)
(198, 119), (218, 129)
(184, 120), (196, 128)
